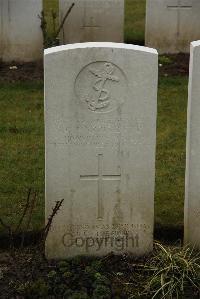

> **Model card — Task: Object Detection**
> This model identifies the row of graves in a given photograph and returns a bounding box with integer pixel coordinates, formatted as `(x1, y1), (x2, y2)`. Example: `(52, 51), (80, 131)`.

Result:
(0, 0), (124, 62)
(2, 0), (200, 259)
(1, 0), (200, 62)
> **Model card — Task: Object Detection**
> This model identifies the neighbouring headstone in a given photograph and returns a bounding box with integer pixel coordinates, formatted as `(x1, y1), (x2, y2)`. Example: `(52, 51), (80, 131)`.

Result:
(59, 0), (124, 44)
(145, 0), (200, 53)
(0, 0), (43, 62)
(45, 42), (158, 258)
(185, 40), (200, 247)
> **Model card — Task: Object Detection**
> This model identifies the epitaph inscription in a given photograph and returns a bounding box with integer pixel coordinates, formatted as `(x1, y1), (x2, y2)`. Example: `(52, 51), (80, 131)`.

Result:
(75, 61), (127, 113)
(50, 117), (145, 147)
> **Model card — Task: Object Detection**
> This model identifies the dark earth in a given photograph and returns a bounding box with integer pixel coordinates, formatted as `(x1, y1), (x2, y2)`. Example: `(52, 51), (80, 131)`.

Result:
(0, 243), (198, 299)
(0, 54), (189, 83)
(0, 246), (144, 299)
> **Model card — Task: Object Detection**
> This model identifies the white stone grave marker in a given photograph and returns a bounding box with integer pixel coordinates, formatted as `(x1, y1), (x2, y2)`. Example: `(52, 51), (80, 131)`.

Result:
(45, 42), (158, 258)
(0, 0), (43, 62)
(59, 0), (124, 44)
(145, 0), (200, 53)
(185, 40), (200, 247)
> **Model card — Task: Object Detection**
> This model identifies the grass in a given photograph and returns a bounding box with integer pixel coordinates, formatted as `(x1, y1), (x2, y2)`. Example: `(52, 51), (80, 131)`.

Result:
(0, 74), (188, 233)
(124, 242), (200, 298)
(125, 0), (146, 44)
(156, 76), (188, 228)
(43, 0), (58, 37)
(0, 82), (44, 231)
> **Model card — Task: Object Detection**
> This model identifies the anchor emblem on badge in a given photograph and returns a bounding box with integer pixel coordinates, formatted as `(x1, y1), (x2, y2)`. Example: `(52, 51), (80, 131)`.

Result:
(86, 63), (119, 111)
(75, 61), (127, 113)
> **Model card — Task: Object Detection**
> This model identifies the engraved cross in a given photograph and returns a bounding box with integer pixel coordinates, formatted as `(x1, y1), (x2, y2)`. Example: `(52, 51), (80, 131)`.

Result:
(167, 0), (192, 9)
(167, 0), (192, 10)
(82, 17), (100, 29)
(80, 154), (121, 220)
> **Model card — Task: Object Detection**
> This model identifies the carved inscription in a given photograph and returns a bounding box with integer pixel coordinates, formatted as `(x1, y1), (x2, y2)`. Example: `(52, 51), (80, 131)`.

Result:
(64, 223), (150, 231)
(75, 61), (127, 113)
(48, 117), (146, 147)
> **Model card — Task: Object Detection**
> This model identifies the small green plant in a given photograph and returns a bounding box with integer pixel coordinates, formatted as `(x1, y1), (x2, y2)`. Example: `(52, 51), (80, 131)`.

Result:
(39, 10), (58, 48)
(141, 243), (200, 299)
(64, 289), (89, 299)
(17, 279), (49, 298)
(39, 3), (75, 48)
(92, 285), (111, 299)
(159, 55), (173, 66)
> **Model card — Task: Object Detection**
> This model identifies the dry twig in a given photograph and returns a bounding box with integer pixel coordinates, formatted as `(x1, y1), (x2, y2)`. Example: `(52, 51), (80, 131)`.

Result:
(43, 199), (64, 241)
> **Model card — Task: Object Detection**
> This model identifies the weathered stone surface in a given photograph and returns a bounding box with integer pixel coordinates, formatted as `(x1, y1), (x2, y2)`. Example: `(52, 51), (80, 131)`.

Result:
(145, 0), (200, 53)
(0, 0), (43, 62)
(59, 0), (124, 44)
(185, 40), (200, 247)
(45, 42), (158, 258)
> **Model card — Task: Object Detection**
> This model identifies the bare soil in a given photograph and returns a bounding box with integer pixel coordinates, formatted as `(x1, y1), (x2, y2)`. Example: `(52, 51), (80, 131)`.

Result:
(0, 245), (198, 299)
(159, 53), (190, 77)
(0, 246), (146, 299)
(0, 54), (189, 83)
(0, 62), (43, 83)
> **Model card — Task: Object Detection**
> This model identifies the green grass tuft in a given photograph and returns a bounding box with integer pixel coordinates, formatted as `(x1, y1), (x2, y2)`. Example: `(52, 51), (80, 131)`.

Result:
(125, 0), (146, 44)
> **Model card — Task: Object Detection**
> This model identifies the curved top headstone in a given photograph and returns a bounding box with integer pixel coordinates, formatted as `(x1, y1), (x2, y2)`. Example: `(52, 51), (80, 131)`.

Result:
(45, 42), (158, 259)
(45, 42), (157, 55)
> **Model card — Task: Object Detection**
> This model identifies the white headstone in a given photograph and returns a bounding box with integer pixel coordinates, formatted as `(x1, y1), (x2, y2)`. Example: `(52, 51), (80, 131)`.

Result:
(145, 0), (200, 53)
(0, 0), (43, 62)
(59, 0), (124, 44)
(45, 42), (158, 259)
(185, 40), (200, 247)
